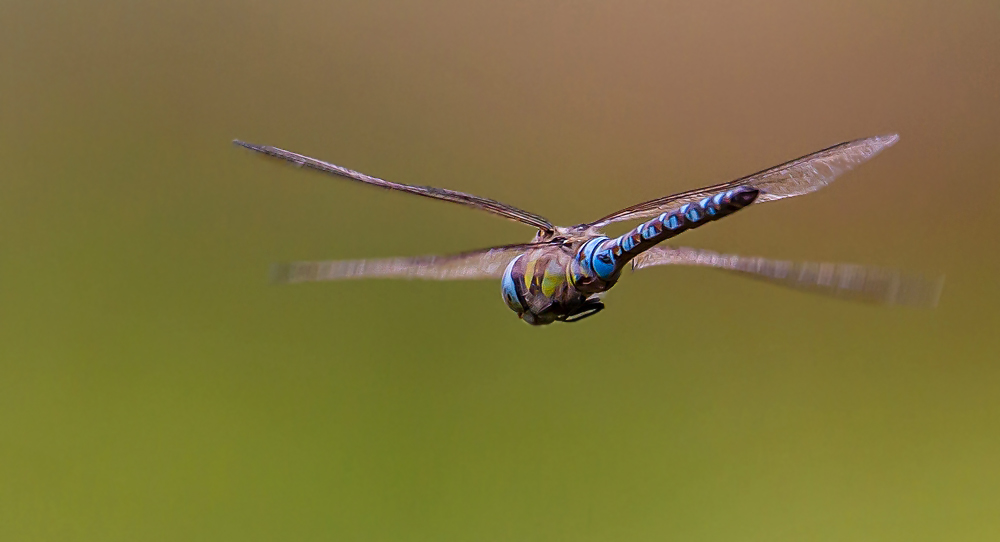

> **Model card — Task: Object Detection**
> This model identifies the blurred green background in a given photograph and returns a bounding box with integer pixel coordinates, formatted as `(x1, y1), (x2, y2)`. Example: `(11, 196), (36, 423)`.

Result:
(2, 0), (999, 540)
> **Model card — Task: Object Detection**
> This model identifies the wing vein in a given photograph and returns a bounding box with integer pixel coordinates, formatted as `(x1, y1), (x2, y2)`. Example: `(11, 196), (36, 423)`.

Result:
(235, 140), (554, 231)
(270, 242), (556, 283)
(632, 245), (943, 307)
(590, 134), (899, 228)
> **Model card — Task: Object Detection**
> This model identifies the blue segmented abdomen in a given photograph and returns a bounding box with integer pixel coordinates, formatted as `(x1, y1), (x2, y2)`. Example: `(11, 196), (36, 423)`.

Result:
(575, 187), (760, 282)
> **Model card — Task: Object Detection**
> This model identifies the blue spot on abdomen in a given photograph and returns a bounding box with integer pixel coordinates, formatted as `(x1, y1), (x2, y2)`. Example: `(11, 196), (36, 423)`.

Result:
(642, 224), (659, 239)
(621, 235), (636, 251)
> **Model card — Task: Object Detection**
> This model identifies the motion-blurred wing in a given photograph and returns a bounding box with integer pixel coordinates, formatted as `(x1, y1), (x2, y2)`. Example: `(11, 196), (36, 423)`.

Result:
(632, 246), (943, 307)
(235, 140), (554, 232)
(270, 243), (547, 283)
(590, 134), (899, 228)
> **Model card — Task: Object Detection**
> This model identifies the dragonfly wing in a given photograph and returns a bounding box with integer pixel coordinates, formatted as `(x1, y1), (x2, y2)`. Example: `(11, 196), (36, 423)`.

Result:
(270, 243), (548, 283)
(235, 140), (555, 232)
(632, 246), (944, 307)
(590, 134), (899, 228)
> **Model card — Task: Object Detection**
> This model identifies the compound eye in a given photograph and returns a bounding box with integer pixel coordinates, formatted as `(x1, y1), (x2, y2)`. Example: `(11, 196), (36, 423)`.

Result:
(500, 255), (525, 314)
(591, 248), (617, 280)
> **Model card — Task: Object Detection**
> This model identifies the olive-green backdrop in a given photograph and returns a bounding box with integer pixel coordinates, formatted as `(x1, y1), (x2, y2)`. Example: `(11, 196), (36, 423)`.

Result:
(2, 1), (999, 540)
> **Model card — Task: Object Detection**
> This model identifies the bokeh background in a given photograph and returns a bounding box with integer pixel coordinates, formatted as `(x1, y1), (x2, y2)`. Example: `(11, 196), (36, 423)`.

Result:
(3, 1), (999, 540)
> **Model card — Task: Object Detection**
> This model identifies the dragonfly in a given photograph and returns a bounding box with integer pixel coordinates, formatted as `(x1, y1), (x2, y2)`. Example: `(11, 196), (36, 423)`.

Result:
(235, 134), (943, 325)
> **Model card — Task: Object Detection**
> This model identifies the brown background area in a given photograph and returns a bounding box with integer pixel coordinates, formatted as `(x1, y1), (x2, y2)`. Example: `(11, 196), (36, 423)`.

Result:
(2, 1), (999, 540)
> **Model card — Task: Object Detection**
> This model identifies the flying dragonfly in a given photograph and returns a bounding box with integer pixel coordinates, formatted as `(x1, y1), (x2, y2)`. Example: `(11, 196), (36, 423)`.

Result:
(235, 134), (943, 325)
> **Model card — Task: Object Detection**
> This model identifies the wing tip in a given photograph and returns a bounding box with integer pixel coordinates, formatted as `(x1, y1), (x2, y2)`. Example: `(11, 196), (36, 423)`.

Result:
(269, 263), (294, 285)
(924, 273), (946, 308)
(869, 133), (900, 152)
(889, 271), (945, 308)
(872, 134), (899, 148)
(233, 139), (270, 153)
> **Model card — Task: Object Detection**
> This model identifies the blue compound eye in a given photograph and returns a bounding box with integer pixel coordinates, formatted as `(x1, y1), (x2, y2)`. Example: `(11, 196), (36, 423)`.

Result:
(577, 237), (609, 274)
(501, 255), (525, 313)
(591, 249), (616, 280)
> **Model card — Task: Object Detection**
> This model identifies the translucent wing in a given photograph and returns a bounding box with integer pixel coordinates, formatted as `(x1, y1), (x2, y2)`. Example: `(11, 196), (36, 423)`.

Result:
(270, 243), (548, 284)
(590, 134), (899, 228)
(632, 246), (944, 307)
(235, 140), (554, 232)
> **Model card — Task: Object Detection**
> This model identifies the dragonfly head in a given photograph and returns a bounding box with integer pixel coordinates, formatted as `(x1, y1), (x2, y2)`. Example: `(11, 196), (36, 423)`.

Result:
(501, 254), (605, 325)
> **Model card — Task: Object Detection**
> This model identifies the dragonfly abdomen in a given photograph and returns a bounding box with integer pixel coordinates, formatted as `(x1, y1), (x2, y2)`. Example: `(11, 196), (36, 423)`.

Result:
(576, 187), (759, 283)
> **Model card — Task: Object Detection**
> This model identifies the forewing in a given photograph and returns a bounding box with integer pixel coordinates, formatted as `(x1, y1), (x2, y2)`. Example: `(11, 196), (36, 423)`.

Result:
(235, 140), (554, 232)
(632, 246), (944, 307)
(590, 134), (899, 228)
(270, 243), (547, 283)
